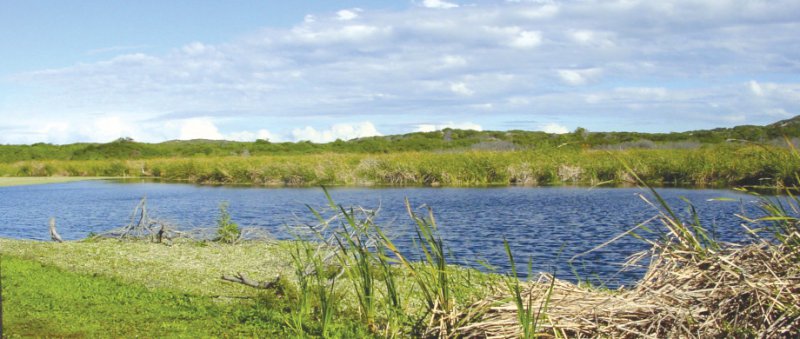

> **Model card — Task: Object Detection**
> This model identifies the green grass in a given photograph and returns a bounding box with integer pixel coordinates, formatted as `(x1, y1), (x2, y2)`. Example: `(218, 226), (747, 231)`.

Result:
(0, 239), (377, 338)
(0, 238), (290, 297)
(0, 255), (291, 337)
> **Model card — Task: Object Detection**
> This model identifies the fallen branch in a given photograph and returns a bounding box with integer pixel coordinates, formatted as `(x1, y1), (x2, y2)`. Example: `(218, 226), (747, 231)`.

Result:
(49, 217), (63, 243)
(221, 273), (281, 290)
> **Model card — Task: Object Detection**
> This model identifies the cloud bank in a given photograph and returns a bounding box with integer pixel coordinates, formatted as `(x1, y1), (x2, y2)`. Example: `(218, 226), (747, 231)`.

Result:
(2, 0), (799, 144)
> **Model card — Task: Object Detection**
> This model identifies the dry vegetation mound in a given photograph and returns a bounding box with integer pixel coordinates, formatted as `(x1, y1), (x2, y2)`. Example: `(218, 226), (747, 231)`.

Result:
(449, 234), (800, 338)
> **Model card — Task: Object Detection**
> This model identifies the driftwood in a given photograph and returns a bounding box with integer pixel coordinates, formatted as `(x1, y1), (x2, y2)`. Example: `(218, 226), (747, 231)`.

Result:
(222, 273), (281, 290)
(49, 217), (63, 243)
(92, 197), (273, 244)
(94, 197), (178, 244)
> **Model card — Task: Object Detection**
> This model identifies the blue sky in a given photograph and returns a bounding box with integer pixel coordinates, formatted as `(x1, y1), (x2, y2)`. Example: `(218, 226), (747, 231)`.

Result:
(1, 0), (799, 144)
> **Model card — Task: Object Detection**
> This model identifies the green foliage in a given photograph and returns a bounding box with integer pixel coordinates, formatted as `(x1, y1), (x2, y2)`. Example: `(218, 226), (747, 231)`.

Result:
(215, 202), (240, 244)
(2, 116), (800, 163)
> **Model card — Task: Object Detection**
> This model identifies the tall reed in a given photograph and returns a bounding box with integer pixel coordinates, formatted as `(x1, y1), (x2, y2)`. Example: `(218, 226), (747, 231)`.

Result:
(502, 239), (555, 339)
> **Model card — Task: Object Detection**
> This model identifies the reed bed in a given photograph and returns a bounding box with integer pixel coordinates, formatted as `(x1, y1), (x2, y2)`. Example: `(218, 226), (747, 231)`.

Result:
(448, 235), (799, 338)
(0, 145), (797, 187)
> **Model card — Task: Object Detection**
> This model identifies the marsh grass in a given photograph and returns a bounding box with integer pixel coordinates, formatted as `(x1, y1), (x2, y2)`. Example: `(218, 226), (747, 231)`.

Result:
(276, 188), (507, 337)
(1, 145), (796, 187)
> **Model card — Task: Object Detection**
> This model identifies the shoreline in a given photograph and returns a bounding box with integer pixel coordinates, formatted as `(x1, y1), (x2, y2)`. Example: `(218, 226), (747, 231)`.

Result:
(0, 176), (110, 187)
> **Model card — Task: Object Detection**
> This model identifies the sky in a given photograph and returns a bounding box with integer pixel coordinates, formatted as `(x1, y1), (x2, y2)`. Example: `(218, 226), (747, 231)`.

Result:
(1, 0), (799, 144)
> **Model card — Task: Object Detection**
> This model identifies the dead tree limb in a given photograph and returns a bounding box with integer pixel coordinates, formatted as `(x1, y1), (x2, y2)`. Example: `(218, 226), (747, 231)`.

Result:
(49, 217), (63, 243)
(221, 273), (281, 290)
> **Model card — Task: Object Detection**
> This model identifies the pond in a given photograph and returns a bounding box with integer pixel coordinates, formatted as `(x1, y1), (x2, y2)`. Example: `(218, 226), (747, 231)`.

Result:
(0, 180), (765, 287)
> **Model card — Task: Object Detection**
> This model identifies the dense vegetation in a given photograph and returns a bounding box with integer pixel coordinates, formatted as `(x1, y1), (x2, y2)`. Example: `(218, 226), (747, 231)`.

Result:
(1, 116), (799, 162)
(1, 145), (797, 187)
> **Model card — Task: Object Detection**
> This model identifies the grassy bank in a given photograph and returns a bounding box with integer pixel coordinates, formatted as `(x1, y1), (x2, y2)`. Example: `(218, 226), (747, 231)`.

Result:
(0, 239), (374, 337)
(0, 256), (286, 337)
(1, 145), (798, 187)
(0, 177), (107, 187)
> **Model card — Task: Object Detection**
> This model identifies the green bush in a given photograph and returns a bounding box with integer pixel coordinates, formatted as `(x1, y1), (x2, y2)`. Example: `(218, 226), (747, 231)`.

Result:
(216, 202), (240, 244)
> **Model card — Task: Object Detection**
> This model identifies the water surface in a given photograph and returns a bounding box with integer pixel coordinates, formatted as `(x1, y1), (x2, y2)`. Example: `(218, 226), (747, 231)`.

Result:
(0, 180), (763, 286)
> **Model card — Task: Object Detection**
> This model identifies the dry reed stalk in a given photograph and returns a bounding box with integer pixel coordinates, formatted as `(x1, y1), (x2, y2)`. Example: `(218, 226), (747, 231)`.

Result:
(444, 233), (800, 338)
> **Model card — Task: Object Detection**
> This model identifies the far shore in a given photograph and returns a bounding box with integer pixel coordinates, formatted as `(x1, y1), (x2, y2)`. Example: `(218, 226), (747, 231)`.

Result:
(0, 176), (109, 187)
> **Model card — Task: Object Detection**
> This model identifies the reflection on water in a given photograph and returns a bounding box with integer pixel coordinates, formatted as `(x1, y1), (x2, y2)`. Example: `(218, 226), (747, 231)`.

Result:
(0, 180), (763, 287)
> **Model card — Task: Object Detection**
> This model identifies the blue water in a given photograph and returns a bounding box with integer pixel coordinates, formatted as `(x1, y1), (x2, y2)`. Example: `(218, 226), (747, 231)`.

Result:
(0, 180), (764, 287)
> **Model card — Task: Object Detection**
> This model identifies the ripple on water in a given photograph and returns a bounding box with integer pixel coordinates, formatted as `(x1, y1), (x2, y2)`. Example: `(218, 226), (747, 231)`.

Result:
(0, 181), (761, 287)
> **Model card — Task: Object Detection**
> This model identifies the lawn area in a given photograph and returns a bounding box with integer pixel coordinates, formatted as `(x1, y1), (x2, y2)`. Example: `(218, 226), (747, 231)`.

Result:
(0, 238), (372, 338)
(0, 255), (291, 338)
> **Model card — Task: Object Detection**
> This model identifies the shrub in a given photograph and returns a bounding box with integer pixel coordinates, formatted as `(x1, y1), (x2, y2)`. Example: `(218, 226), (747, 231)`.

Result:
(216, 202), (240, 244)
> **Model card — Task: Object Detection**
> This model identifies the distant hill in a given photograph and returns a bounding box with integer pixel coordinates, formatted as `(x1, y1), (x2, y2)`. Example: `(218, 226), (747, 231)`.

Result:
(1, 116), (797, 163)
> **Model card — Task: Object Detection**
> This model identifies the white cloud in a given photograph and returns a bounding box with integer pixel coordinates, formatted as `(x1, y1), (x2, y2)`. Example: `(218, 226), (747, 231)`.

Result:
(557, 68), (602, 86)
(38, 122), (72, 144)
(483, 26), (542, 49)
(422, 0), (459, 9)
(177, 118), (224, 140)
(568, 30), (616, 48)
(510, 30), (542, 49)
(83, 116), (129, 142)
(517, 4), (559, 19)
(749, 80), (764, 96)
(440, 55), (467, 68)
(228, 129), (281, 142)
(336, 9), (361, 21)
(291, 122), (381, 143)
(539, 123), (569, 134)
(414, 122), (482, 132)
(450, 82), (474, 96)
(290, 24), (389, 44)
(614, 87), (668, 99)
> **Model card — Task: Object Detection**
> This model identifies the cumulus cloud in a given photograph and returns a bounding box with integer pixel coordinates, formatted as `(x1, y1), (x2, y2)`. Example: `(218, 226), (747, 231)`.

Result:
(440, 55), (468, 68)
(291, 122), (381, 143)
(414, 122), (482, 132)
(228, 129), (280, 142)
(450, 82), (474, 96)
(750, 80), (764, 97)
(509, 30), (542, 49)
(557, 68), (602, 86)
(177, 118), (224, 140)
(568, 30), (616, 48)
(336, 9), (361, 21)
(539, 123), (569, 134)
(3, 0), (800, 143)
(421, 0), (459, 9)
